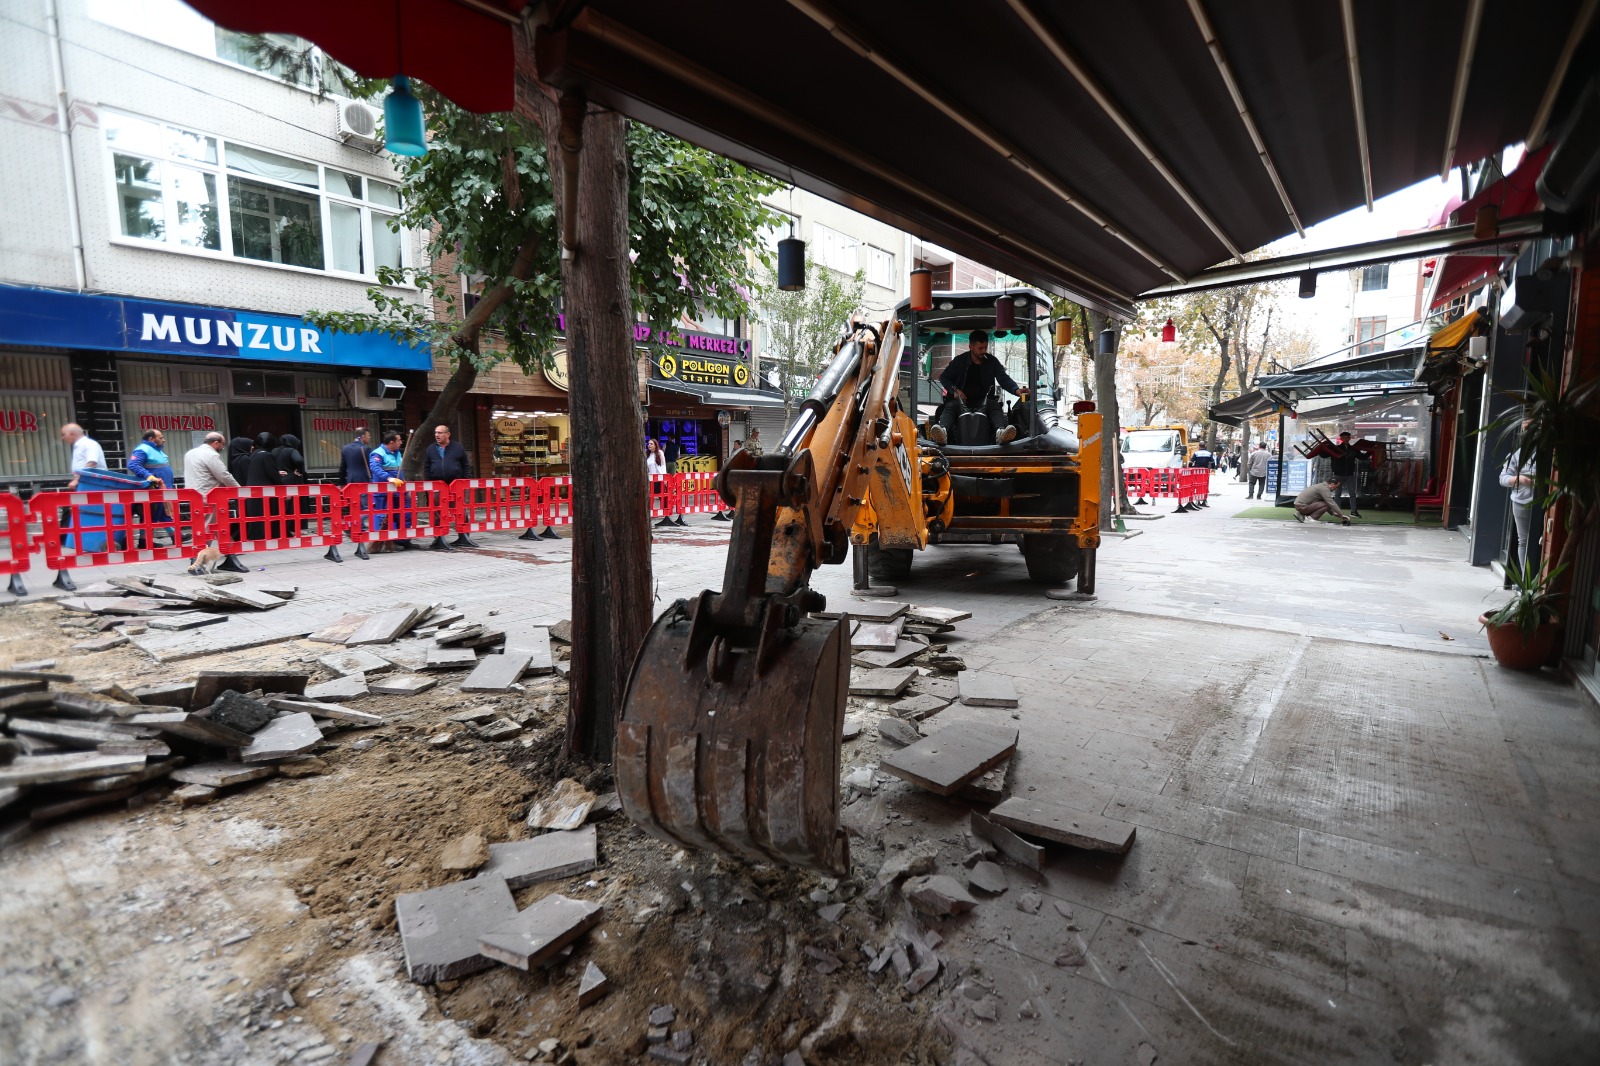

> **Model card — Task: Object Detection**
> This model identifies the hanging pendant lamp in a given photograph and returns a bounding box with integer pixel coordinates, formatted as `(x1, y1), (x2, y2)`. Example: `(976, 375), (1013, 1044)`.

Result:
(1096, 327), (1117, 358)
(909, 268), (933, 311)
(1160, 318), (1176, 344)
(384, 76), (427, 156)
(776, 221), (804, 291)
(1298, 271), (1317, 299)
(1473, 204), (1499, 240)
(1054, 317), (1072, 347)
(993, 294), (1015, 332)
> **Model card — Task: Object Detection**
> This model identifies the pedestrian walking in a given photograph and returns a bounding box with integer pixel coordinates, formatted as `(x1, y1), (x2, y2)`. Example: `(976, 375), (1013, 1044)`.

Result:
(647, 438), (674, 530)
(1499, 418), (1537, 572)
(423, 423), (476, 549)
(746, 428), (765, 456)
(1247, 442), (1270, 499)
(337, 429), (374, 561)
(128, 428), (176, 545)
(369, 430), (413, 550)
(227, 436), (253, 485)
(182, 432), (249, 573)
(59, 423), (104, 490)
(660, 437), (686, 526)
(1292, 478), (1352, 525)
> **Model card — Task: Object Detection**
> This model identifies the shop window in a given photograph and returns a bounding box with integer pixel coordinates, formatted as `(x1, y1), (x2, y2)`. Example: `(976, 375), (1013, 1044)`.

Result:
(121, 364), (173, 396)
(0, 353), (72, 479)
(103, 109), (407, 280)
(0, 353), (71, 392)
(121, 401), (225, 479)
(179, 370), (221, 396)
(302, 376), (340, 403)
(232, 370), (296, 398)
(303, 411), (371, 472)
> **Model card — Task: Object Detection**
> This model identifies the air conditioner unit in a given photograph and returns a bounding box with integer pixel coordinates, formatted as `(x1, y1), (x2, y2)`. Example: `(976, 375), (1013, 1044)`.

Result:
(336, 98), (382, 147)
(340, 377), (404, 411)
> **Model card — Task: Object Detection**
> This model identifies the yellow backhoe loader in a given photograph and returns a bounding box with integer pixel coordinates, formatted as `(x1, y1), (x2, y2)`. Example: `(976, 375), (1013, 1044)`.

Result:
(617, 300), (1102, 875)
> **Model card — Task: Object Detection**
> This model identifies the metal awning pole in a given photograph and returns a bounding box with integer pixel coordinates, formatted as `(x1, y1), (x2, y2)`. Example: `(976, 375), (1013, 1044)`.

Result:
(1274, 409), (1287, 505)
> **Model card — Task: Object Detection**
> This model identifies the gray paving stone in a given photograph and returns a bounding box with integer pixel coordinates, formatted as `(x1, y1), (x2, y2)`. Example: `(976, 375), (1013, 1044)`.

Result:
(958, 672), (1019, 707)
(578, 960), (609, 1007)
(128, 711), (253, 748)
(239, 713), (322, 762)
(0, 753), (147, 787)
(988, 796), (1136, 854)
(880, 722), (1018, 796)
(304, 675), (369, 701)
(970, 811), (1042, 871)
(317, 649), (393, 677)
(345, 605), (427, 645)
(478, 826), (599, 889)
(424, 647), (479, 671)
(265, 697), (384, 728)
(368, 674), (437, 696)
(191, 670), (308, 709)
(889, 693), (951, 720)
(849, 667), (916, 698)
(395, 876), (518, 984)
(852, 621), (904, 651)
(169, 762), (277, 788)
(131, 682), (194, 708)
(461, 653), (530, 692)
(6, 717), (128, 749)
(852, 639), (924, 669)
(477, 894), (603, 971)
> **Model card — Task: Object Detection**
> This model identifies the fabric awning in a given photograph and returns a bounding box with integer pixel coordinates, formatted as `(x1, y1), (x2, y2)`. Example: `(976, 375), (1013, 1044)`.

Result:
(1428, 147), (1553, 309)
(1416, 308), (1488, 385)
(1209, 391), (1278, 427)
(183, 0), (1599, 314)
(1256, 346), (1426, 394)
(648, 382), (787, 409)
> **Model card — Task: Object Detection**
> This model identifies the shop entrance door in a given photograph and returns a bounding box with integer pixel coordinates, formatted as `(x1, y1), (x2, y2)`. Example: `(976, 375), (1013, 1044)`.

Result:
(229, 404), (299, 444)
(650, 418), (716, 466)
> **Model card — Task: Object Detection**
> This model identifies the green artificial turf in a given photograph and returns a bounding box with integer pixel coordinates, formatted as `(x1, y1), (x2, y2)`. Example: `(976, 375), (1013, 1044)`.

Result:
(1232, 506), (1421, 525)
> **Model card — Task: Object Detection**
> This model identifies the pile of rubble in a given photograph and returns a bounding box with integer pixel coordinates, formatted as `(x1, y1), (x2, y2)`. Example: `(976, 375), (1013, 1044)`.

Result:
(0, 665), (383, 846)
(51, 572), (297, 652)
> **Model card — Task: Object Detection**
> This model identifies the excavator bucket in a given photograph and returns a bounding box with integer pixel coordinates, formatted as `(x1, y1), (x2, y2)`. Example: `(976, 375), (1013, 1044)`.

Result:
(616, 594), (850, 875)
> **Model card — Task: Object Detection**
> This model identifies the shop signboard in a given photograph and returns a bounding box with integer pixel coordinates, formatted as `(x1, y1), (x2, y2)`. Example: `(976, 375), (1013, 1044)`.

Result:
(1266, 459), (1309, 496)
(0, 284), (430, 370)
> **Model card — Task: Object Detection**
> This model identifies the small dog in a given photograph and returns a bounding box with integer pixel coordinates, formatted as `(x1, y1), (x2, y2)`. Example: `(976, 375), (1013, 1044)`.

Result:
(187, 544), (223, 575)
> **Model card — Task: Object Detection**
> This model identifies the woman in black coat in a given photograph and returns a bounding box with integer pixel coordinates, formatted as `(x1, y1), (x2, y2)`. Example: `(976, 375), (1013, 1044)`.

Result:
(244, 432), (284, 541)
(274, 433), (312, 533)
(227, 437), (253, 486)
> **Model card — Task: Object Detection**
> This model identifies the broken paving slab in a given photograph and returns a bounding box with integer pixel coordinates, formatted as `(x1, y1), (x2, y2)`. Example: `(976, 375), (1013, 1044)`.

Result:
(876, 717), (922, 748)
(986, 796), (1137, 855)
(131, 682), (194, 708)
(368, 674), (437, 697)
(478, 826), (598, 889)
(346, 606), (429, 646)
(318, 649), (393, 677)
(889, 693), (950, 720)
(504, 626), (553, 675)
(424, 647), (479, 671)
(461, 653), (531, 693)
(879, 722), (1018, 796)
(957, 672), (1019, 707)
(902, 874), (977, 917)
(849, 667), (916, 698)
(478, 894), (603, 971)
(527, 778), (596, 831)
(396, 876), (518, 984)
(304, 675), (369, 702)
(7, 718), (132, 750)
(970, 811), (1043, 871)
(851, 622), (904, 652)
(0, 753), (147, 787)
(818, 600), (908, 622)
(309, 614), (372, 644)
(266, 697), (383, 728)
(72, 634), (128, 652)
(440, 831), (491, 872)
(169, 762), (276, 788)
(239, 713), (323, 763)
(578, 961), (608, 1007)
(957, 756), (1011, 804)
(128, 711), (253, 748)
(191, 670), (309, 709)
(852, 639), (925, 670)
(907, 605), (972, 625)
(144, 613), (228, 632)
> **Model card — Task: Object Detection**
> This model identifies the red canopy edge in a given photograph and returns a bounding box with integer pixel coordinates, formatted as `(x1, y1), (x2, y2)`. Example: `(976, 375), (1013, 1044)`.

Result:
(185, 0), (520, 114)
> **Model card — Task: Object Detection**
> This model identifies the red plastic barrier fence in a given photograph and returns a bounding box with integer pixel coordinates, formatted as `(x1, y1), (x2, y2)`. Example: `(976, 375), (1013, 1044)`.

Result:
(647, 474), (680, 519)
(677, 472), (721, 514)
(1123, 467), (1151, 500)
(30, 488), (207, 570)
(206, 485), (347, 554)
(541, 476), (574, 527)
(0, 494), (27, 578)
(452, 478), (542, 534)
(342, 480), (453, 543)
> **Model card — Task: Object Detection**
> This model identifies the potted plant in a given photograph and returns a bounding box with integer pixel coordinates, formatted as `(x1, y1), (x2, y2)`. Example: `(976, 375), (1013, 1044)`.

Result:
(1480, 558), (1564, 670)
(1479, 368), (1600, 669)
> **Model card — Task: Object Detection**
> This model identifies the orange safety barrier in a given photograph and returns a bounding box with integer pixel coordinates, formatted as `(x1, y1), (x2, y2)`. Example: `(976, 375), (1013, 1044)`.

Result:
(452, 478), (543, 534)
(30, 488), (207, 570)
(342, 480), (453, 543)
(2, 493), (29, 596)
(205, 485), (347, 553)
(541, 476), (574, 527)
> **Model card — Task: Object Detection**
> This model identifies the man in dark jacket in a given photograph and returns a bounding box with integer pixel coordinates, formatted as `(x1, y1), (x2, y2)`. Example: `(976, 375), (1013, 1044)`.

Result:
(931, 330), (1020, 446)
(423, 423), (476, 549)
(339, 429), (372, 486)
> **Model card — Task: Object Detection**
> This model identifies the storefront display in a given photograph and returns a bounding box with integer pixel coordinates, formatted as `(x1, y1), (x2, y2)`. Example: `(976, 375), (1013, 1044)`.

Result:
(0, 353), (74, 481)
(491, 411), (569, 476)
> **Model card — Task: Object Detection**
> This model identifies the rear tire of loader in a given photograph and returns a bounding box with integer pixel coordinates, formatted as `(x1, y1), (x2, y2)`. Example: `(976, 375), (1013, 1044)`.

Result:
(868, 543), (914, 582)
(1022, 534), (1080, 585)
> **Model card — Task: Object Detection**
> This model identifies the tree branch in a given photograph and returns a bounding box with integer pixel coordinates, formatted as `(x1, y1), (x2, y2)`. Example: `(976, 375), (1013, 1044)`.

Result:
(448, 225), (543, 352)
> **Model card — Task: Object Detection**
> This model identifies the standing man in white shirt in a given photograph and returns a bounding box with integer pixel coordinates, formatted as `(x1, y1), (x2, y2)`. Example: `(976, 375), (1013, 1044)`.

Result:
(182, 432), (251, 573)
(60, 423), (105, 490)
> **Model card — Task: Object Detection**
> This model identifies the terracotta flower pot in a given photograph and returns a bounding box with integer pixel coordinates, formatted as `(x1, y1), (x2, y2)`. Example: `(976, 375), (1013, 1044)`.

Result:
(1481, 616), (1560, 671)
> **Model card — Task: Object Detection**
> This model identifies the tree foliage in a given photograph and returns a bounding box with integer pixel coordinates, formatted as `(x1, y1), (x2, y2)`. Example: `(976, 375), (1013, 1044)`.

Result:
(754, 257), (866, 419)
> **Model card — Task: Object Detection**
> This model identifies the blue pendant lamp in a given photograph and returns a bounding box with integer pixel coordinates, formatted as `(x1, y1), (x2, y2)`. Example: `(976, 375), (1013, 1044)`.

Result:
(383, 1), (426, 157)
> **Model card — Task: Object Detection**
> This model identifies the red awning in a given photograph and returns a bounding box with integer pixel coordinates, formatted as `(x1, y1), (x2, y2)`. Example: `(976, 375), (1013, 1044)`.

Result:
(185, 0), (521, 114)
(1428, 146), (1554, 309)
(1429, 255), (1501, 309)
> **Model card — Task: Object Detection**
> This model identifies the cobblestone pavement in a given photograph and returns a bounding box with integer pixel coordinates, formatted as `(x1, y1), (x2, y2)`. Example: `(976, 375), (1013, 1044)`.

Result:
(3, 476), (1596, 1064)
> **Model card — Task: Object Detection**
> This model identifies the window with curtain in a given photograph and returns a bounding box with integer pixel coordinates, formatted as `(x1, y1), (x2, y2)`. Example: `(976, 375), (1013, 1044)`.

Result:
(1360, 264), (1390, 291)
(1355, 316), (1387, 355)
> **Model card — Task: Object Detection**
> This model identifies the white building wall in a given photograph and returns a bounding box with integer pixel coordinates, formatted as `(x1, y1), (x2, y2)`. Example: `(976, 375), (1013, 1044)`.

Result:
(0, 0), (425, 319)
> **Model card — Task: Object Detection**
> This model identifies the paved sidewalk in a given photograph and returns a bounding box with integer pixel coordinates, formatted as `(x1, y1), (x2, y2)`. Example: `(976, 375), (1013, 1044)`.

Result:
(3, 477), (1596, 1064)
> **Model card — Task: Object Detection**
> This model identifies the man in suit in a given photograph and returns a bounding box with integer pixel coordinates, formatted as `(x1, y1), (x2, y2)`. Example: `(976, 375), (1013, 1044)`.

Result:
(424, 423), (477, 549)
(339, 429), (372, 486)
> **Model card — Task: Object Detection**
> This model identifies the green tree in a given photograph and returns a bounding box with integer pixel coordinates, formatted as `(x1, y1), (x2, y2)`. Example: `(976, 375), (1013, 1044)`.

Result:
(755, 257), (866, 422)
(1144, 277), (1277, 452)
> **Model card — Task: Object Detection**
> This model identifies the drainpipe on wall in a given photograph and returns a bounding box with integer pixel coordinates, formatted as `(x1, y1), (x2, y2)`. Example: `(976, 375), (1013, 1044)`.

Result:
(46, 0), (88, 291)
